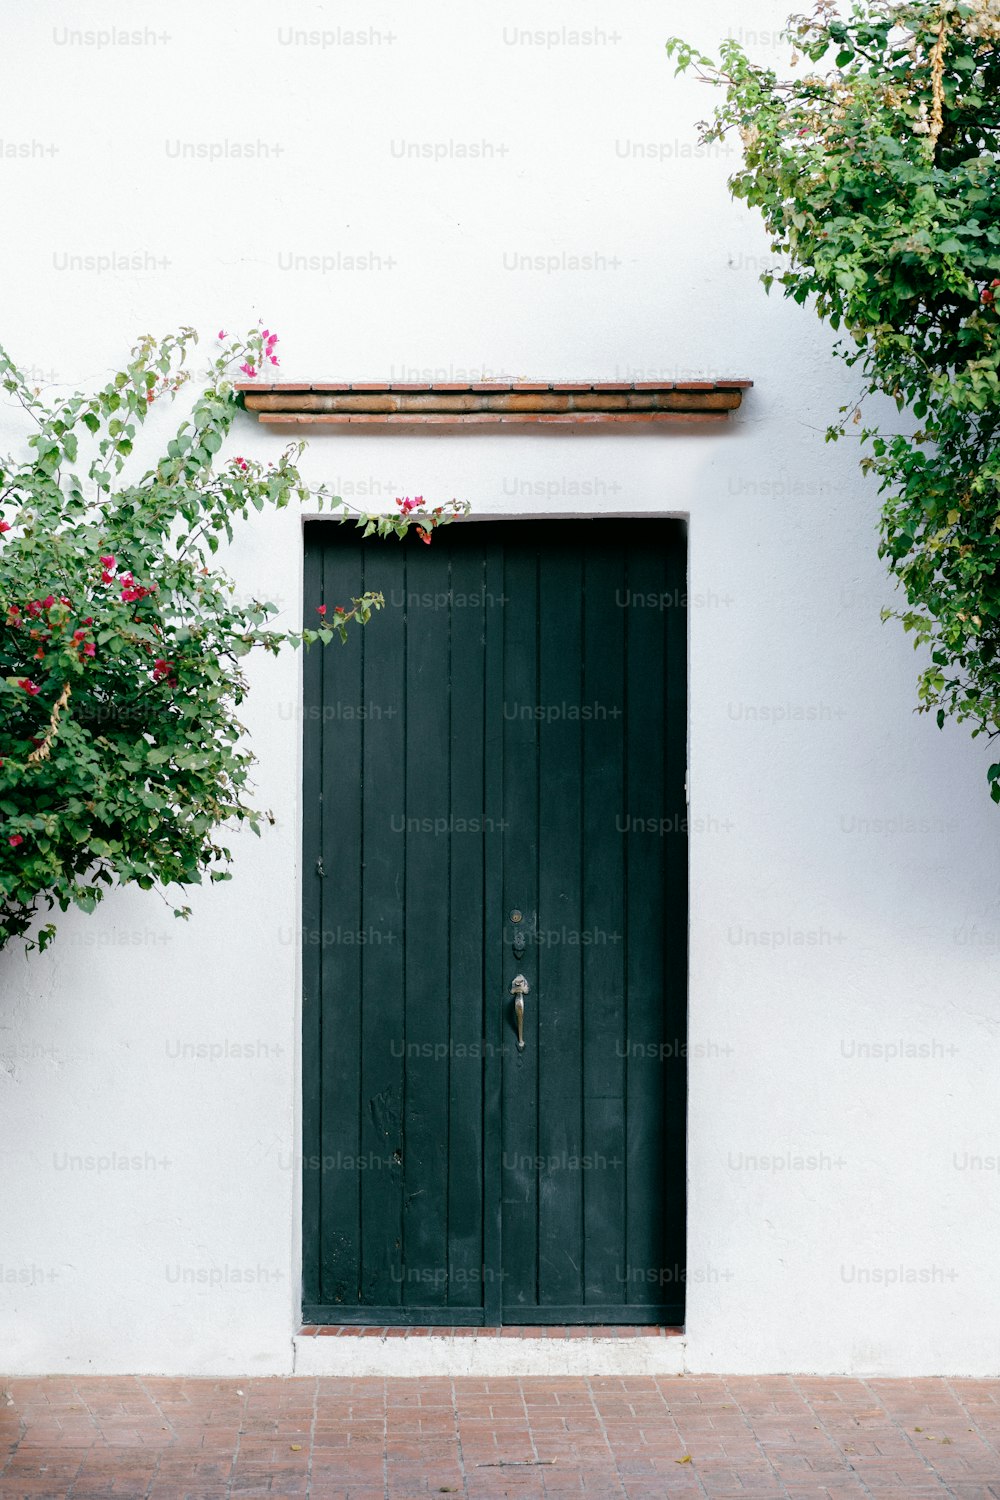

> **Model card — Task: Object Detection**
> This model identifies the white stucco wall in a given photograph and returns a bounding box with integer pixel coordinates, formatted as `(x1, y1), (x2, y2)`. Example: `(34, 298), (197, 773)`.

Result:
(2, 0), (998, 1377)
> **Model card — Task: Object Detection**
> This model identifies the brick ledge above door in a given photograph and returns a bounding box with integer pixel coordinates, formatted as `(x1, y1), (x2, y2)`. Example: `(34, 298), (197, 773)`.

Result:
(293, 1328), (687, 1377)
(235, 379), (752, 427)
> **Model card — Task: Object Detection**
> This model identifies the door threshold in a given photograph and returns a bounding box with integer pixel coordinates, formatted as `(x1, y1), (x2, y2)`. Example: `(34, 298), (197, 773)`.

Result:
(294, 1326), (687, 1376)
(300, 1324), (683, 1337)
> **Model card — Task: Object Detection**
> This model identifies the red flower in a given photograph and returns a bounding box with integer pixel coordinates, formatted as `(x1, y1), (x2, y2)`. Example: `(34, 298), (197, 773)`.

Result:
(416, 527), (432, 545)
(17, 679), (40, 695)
(119, 572), (151, 604)
(82, 643), (96, 658)
(0, 521), (10, 535)
(316, 605), (327, 616)
(8, 834), (23, 848)
(334, 606), (346, 615)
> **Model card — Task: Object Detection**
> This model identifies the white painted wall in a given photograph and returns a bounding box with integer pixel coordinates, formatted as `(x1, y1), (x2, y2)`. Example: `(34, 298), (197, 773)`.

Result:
(2, 0), (998, 1378)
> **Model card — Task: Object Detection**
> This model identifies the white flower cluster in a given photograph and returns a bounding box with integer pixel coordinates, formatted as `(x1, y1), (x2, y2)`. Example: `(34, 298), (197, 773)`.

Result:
(950, 0), (1000, 42)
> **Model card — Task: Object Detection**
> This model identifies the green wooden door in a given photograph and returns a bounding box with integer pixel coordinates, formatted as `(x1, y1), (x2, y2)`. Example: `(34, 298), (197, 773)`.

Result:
(302, 519), (687, 1326)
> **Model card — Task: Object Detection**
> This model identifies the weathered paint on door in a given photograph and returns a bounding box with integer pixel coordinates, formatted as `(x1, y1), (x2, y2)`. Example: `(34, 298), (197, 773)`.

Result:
(302, 519), (687, 1325)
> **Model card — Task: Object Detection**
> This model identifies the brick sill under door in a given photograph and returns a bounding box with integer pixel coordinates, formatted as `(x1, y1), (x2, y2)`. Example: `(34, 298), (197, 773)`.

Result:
(294, 1325), (687, 1376)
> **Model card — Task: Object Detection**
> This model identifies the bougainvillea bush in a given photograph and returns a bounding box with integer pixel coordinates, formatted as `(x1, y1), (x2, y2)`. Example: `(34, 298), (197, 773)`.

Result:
(668, 0), (1000, 793)
(0, 327), (460, 952)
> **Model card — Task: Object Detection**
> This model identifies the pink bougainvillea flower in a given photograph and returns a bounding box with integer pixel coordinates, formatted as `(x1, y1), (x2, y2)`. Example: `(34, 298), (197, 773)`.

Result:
(334, 606), (346, 616)
(82, 643), (96, 658)
(100, 554), (115, 569)
(18, 679), (40, 695)
(239, 362), (257, 379)
(26, 601), (43, 617)
(316, 605), (327, 616)
(41, 595), (55, 610)
(119, 571), (151, 604)
(232, 456), (249, 472)
(0, 521), (10, 535)
(416, 527), (432, 545)
(8, 834), (23, 848)
(218, 329), (228, 339)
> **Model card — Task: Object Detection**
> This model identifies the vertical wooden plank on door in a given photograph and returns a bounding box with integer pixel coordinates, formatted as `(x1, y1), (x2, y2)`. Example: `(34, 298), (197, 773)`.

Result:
(301, 528), (325, 1310)
(402, 535), (452, 1306)
(661, 525), (688, 1308)
(581, 534), (628, 1309)
(500, 534), (540, 1315)
(356, 541), (407, 1309)
(624, 526), (672, 1315)
(446, 530), (487, 1309)
(318, 533), (365, 1307)
(481, 536), (505, 1324)
(536, 529), (585, 1313)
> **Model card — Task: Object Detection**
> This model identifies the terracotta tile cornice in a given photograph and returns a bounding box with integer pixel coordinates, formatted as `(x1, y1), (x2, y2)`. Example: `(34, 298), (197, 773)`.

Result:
(235, 379), (752, 428)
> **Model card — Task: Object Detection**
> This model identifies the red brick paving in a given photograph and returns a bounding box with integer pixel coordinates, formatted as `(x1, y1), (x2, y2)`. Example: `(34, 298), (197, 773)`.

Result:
(1, 1375), (1000, 1498)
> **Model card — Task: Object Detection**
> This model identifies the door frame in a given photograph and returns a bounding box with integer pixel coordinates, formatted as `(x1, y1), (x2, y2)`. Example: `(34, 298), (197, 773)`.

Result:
(297, 512), (690, 1328)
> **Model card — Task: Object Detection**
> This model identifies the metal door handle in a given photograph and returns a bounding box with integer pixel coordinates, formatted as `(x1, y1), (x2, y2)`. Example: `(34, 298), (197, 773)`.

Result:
(510, 974), (529, 1050)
